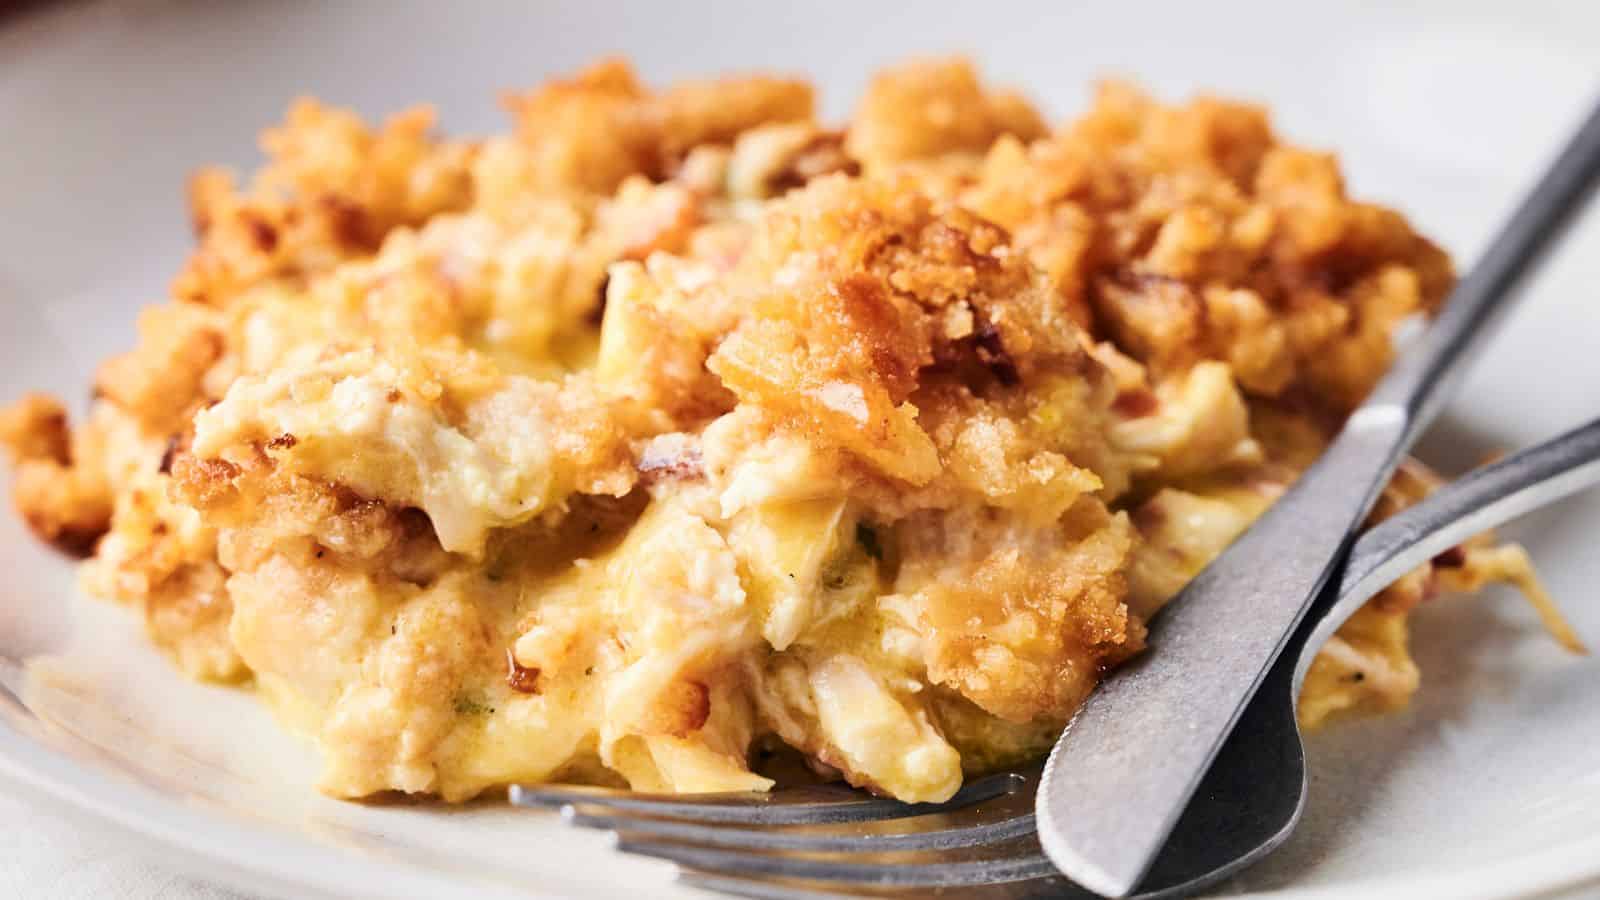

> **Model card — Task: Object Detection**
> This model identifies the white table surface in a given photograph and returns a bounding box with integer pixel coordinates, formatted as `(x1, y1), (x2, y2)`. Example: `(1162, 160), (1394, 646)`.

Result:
(0, 791), (244, 899)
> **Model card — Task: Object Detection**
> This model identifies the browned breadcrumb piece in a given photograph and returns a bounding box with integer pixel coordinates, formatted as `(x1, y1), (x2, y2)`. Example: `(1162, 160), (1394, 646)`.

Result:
(960, 81), (1454, 412)
(904, 499), (1139, 724)
(848, 57), (1047, 172)
(0, 393), (72, 465)
(2, 56), (1571, 805)
(94, 303), (226, 436)
(2, 394), (114, 555)
(501, 58), (814, 195)
(10, 460), (111, 557)
(174, 101), (475, 305)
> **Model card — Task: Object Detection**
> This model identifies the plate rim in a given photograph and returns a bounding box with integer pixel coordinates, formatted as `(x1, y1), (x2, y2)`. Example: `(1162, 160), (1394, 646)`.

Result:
(4, 679), (1600, 900)
(0, 684), (575, 900)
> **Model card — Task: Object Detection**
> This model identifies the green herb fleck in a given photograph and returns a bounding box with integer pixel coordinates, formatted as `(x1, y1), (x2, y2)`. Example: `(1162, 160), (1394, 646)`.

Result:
(453, 694), (491, 716)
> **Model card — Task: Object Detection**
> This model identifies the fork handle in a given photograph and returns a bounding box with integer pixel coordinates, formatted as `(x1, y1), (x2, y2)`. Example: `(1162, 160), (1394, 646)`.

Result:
(1295, 416), (1600, 690)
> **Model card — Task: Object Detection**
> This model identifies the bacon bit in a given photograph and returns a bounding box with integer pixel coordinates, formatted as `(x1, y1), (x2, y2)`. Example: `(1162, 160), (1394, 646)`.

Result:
(1112, 388), (1160, 419)
(397, 507), (436, 539)
(1431, 546), (1466, 569)
(854, 522), (884, 561)
(972, 320), (1020, 387)
(637, 445), (705, 484)
(173, 456), (242, 508)
(1131, 498), (1167, 531)
(505, 649), (541, 694)
(266, 433), (298, 451)
(770, 131), (860, 194)
(654, 680), (711, 737)
(158, 435), (181, 475)
(321, 194), (375, 249)
(587, 273), (610, 327)
(679, 682), (711, 734)
(241, 213), (279, 253)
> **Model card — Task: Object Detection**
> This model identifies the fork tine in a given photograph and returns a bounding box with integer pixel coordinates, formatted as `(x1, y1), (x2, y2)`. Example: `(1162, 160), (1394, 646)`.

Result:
(615, 838), (1059, 887)
(674, 873), (862, 900)
(679, 871), (1086, 900)
(511, 770), (1026, 826)
(569, 809), (1038, 853)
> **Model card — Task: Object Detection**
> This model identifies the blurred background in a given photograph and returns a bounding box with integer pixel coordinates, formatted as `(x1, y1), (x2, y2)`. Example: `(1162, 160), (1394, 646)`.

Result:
(1, 1), (1597, 898)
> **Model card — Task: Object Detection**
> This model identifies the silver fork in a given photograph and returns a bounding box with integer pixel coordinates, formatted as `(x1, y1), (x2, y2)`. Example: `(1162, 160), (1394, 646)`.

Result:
(510, 415), (1600, 900)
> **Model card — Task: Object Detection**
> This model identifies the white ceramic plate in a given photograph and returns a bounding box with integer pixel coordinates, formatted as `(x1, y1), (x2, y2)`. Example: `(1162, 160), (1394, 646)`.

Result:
(3, 2), (1600, 898)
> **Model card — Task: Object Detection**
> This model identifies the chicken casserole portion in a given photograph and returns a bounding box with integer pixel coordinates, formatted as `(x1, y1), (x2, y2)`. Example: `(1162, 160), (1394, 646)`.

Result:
(0, 57), (1578, 803)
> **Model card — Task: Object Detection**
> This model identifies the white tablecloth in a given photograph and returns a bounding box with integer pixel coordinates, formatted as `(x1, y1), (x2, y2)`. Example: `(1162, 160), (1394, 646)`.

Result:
(0, 793), (246, 900)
